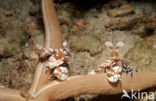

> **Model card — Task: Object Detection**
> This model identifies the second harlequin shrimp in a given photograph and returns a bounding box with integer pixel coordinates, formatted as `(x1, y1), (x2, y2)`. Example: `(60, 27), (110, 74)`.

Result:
(94, 41), (138, 83)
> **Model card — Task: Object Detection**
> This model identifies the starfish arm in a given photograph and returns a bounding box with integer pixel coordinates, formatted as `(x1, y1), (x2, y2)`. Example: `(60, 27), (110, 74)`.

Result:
(35, 72), (156, 101)
(0, 88), (26, 101)
(28, 0), (62, 96)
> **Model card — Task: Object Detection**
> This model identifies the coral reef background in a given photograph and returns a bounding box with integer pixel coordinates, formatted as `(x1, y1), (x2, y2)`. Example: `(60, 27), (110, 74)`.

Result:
(0, 0), (156, 100)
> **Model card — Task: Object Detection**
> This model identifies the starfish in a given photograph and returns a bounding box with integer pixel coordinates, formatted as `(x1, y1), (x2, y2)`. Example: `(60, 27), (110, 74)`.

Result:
(0, 0), (156, 101)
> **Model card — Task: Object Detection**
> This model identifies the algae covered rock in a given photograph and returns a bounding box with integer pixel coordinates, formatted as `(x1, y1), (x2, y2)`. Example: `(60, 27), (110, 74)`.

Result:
(131, 16), (156, 37)
(0, 58), (35, 89)
(0, 29), (29, 57)
(126, 40), (156, 72)
(107, 4), (135, 17)
(69, 52), (95, 75)
(68, 33), (103, 55)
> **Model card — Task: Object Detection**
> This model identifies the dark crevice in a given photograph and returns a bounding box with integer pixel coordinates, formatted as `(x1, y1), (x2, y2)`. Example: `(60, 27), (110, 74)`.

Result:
(0, 55), (14, 62)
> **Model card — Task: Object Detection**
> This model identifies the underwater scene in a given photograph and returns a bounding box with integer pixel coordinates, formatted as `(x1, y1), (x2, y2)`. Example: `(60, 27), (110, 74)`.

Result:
(0, 0), (156, 101)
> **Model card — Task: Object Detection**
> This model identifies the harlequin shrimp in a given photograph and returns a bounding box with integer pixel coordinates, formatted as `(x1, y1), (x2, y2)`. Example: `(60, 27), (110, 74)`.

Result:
(36, 42), (70, 81)
(95, 41), (138, 83)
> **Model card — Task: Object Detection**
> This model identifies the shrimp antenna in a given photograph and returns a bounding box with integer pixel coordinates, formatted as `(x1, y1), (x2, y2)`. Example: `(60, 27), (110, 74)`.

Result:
(116, 42), (124, 49)
(105, 41), (114, 57)
(115, 49), (119, 57)
(36, 44), (47, 52)
(36, 44), (43, 50)
(115, 42), (124, 57)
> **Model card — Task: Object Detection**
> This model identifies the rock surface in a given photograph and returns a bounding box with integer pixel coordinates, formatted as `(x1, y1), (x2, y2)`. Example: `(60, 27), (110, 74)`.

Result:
(0, 0), (156, 101)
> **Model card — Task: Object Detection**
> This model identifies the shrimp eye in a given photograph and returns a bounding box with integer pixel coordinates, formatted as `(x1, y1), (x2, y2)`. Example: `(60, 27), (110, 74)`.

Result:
(63, 41), (67, 47)
(116, 42), (124, 47)
(105, 41), (113, 47)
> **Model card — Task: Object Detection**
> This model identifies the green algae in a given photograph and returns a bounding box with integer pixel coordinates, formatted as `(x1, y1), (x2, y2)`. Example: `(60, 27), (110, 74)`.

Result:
(68, 32), (103, 56)
(126, 40), (156, 71)
(0, 29), (29, 57)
